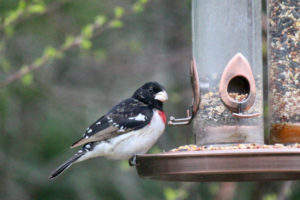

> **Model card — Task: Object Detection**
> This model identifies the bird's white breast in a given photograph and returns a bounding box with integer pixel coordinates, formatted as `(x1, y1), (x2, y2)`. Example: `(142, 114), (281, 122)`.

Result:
(106, 109), (165, 159)
(78, 110), (165, 162)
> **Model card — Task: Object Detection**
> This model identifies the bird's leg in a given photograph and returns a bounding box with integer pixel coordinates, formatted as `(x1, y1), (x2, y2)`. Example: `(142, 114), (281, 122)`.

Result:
(129, 153), (141, 166)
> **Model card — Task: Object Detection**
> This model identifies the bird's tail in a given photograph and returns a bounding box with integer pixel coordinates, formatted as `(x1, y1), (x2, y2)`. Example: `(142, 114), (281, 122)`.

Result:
(48, 152), (83, 179)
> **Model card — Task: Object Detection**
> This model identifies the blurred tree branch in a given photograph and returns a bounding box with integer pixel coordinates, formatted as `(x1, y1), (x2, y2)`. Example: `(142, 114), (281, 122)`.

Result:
(0, 0), (71, 34)
(0, 0), (149, 89)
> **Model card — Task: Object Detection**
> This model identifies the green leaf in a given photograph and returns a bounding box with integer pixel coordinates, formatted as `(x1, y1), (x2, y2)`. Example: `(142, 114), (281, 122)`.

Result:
(33, 0), (43, 3)
(62, 35), (75, 49)
(109, 20), (123, 28)
(18, 0), (27, 10)
(132, 3), (144, 13)
(140, 0), (148, 4)
(81, 39), (92, 50)
(164, 187), (188, 200)
(43, 46), (57, 58)
(81, 24), (93, 39)
(28, 4), (45, 14)
(95, 15), (107, 26)
(4, 10), (20, 26)
(114, 6), (124, 18)
(164, 187), (177, 200)
(263, 194), (277, 200)
(33, 58), (43, 66)
(21, 73), (33, 86)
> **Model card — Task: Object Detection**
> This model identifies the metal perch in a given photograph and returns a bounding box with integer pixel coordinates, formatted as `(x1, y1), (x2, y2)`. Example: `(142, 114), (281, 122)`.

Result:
(168, 59), (200, 126)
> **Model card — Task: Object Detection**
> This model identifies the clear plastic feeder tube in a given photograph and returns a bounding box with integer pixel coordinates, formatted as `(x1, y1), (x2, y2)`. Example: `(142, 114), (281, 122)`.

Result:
(268, 0), (300, 143)
(192, 0), (264, 145)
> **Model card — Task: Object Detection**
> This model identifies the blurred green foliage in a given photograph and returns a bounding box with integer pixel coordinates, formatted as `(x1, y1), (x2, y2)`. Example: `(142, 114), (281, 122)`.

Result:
(0, 0), (299, 200)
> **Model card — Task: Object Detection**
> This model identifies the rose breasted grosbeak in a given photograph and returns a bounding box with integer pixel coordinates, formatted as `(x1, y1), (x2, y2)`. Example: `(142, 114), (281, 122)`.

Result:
(49, 82), (168, 179)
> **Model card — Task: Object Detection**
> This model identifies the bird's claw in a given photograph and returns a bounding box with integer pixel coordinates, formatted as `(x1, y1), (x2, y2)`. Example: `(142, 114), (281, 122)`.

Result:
(129, 154), (138, 166)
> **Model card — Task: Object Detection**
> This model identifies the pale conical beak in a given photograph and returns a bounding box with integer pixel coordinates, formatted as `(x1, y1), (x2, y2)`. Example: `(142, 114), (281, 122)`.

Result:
(155, 90), (168, 102)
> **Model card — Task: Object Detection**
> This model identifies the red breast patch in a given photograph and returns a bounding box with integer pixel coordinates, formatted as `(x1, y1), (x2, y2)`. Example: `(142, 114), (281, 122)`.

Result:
(158, 110), (166, 124)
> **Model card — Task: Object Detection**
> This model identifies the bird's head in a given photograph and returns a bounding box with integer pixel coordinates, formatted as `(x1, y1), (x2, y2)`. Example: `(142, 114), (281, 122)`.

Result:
(132, 82), (168, 110)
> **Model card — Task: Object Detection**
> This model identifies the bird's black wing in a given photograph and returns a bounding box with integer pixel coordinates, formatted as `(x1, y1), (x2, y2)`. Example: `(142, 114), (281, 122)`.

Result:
(71, 98), (153, 148)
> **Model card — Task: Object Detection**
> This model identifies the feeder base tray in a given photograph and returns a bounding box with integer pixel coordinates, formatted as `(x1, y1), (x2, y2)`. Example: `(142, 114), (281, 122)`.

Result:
(135, 148), (300, 182)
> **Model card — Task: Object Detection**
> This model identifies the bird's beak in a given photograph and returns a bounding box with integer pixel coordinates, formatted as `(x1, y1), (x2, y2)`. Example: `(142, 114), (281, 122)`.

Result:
(155, 90), (168, 102)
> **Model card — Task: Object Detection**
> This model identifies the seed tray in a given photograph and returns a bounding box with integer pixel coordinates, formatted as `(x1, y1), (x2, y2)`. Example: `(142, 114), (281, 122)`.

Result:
(136, 144), (300, 182)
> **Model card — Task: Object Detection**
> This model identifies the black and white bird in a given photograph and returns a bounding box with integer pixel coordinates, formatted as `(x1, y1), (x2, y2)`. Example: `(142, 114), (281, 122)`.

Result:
(49, 82), (168, 179)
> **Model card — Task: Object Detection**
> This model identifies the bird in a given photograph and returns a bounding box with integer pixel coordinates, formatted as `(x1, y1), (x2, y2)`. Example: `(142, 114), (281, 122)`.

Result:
(49, 82), (168, 179)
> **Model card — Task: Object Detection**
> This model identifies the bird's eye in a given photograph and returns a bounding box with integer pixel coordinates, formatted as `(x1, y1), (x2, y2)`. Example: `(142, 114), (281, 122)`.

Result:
(149, 88), (154, 93)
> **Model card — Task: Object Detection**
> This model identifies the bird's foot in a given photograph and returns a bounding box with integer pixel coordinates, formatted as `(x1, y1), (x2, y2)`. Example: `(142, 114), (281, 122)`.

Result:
(129, 153), (140, 166)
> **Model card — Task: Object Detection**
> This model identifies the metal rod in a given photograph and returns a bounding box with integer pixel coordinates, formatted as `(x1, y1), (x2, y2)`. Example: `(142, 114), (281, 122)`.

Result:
(168, 59), (201, 126)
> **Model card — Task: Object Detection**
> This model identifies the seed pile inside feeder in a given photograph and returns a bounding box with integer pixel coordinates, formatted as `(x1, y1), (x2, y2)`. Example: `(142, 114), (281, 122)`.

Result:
(268, 0), (300, 143)
(193, 75), (263, 145)
(228, 92), (248, 102)
(197, 80), (261, 126)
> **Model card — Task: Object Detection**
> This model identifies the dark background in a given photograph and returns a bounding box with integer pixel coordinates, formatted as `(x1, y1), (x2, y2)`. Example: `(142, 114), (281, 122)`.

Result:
(0, 0), (299, 199)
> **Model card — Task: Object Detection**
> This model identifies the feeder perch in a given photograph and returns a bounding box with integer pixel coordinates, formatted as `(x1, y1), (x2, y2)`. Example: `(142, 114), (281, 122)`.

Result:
(219, 53), (259, 119)
(168, 59), (200, 126)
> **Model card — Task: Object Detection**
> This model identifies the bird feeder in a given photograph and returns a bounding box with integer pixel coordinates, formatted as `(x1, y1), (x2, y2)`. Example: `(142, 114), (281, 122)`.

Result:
(134, 0), (300, 181)
(268, 0), (300, 144)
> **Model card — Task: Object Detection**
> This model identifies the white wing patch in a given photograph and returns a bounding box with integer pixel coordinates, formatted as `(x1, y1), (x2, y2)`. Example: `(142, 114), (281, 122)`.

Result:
(128, 113), (146, 121)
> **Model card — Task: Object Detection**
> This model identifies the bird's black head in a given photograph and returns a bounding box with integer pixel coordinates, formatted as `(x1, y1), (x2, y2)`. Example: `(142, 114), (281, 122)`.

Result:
(132, 82), (168, 110)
